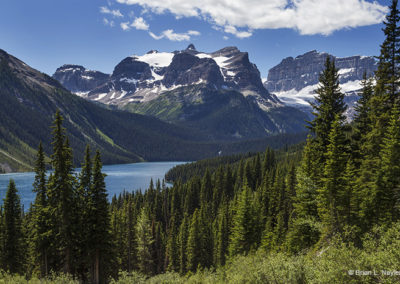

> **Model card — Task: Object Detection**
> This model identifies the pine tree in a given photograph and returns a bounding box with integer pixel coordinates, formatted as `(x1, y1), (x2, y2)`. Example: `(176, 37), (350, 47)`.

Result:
(88, 150), (113, 283)
(178, 214), (189, 274)
(375, 0), (400, 106)
(75, 145), (92, 281)
(214, 202), (229, 267)
(309, 57), (347, 149)
(186, 209), (201, 272)
(357, 1), (400, 229)
(31, 142), (49, 277)
(373, 106), (400, 225)
(2, 180), (24, 273)
(229, 186), (255, 257)
(352, 72), (374, 164)
(135, 207), (154, 275)
(46, 111), (76, 274)
(319, 115), (349, 235)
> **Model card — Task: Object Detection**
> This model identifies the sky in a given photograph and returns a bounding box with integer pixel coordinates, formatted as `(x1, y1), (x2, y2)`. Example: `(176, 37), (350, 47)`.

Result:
(0, 0), (390, 78)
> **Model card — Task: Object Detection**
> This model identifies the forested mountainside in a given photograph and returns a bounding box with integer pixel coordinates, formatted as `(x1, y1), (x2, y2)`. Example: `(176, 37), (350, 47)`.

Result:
(0, 49), (307, 172)
(53, 45), (309, 140)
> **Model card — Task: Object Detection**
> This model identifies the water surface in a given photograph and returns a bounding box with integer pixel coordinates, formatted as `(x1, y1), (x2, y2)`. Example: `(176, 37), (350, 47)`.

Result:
(0, 161), (186, 209)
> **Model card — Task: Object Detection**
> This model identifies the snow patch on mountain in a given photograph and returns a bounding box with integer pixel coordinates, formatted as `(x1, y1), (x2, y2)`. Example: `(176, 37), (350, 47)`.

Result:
(132, 52), (174, 67)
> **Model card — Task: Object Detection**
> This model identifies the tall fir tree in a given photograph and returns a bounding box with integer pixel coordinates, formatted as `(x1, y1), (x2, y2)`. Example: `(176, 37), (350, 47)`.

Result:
(46, 111), (76, 274)
(373, 106), (400, 225)
(87, 150), (113, 283)
(31, 142), (49, 277)
(2, 180), (24, 274)
(186, 209), (202, 272)
(319, 115), (349, 235)
(135, 207), (154, 276)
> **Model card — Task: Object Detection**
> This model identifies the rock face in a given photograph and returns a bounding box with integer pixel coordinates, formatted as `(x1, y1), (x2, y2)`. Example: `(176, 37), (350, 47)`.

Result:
(264, 50), (378, 116)
(53, 44), (281, 110)
(53, 65), (109, 94)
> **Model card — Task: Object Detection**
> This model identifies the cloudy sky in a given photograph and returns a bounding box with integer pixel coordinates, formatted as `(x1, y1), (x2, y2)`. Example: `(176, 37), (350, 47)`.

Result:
(0, 0), (389, 78)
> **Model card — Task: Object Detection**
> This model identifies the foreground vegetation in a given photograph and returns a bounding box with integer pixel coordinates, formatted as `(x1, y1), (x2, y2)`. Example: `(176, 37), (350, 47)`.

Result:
(2, 221), (400, 283)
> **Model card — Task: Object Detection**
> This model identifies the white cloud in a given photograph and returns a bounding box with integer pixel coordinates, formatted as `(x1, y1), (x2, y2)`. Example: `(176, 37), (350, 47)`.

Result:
(223, 36), (229, 40)
(224, 26), (252, 38)
(149, 29), (201, 41)
(120, 22), (131, 31)
(100, 6), (123, 17)
(131, 17), (149, 30)
(188, 30), (201, 36)
(103, 18), (115, 27)
(115, 0), (388, 36)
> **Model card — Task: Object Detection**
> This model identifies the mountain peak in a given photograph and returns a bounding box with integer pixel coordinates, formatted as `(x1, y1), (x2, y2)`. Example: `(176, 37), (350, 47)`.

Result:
(186, 44), (196, 51)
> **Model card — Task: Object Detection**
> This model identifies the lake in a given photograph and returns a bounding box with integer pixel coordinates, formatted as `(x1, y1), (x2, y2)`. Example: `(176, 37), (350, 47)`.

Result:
(0, 161), (187, 209)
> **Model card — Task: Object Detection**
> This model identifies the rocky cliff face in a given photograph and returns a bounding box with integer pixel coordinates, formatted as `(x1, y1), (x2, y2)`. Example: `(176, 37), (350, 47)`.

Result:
(53, 45), (281, 110)
(264, 50), (377, 116)
(53, 65), (109, 94)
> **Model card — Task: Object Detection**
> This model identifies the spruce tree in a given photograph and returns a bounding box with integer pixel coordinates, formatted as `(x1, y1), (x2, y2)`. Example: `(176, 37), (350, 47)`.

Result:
(31, 142), (49, 277)
(319, 115), (349, 235)
(186, 209), (201, 272)
(88, 150), (113, 283)
(135, 207), (154, 275)
(178, 214), (189, 274)
(373, 106), (400, 225)
(75, 145), (92, 281)
(2, 180), (24, 273)
(46, 111), (76, 274)
(352, 72), (374, 164)
(229, 186), (255, 257)
(375, 0), (400, 106)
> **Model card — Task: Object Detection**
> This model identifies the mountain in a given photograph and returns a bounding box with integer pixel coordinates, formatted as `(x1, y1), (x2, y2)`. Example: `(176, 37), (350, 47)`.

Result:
(52, 64), (109, 95)
(0, 49), (307, 172)
(53, 45), (308, 139)
(264, 50), (377, 116)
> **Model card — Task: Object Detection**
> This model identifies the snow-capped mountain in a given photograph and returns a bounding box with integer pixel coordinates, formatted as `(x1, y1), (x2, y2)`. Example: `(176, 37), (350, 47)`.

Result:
(53, 44), (281, 111)
(264, 50), (377, 116)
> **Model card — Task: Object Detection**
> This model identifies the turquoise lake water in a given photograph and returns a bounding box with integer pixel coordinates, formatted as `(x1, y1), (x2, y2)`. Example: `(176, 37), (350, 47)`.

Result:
(0, 161), (186, 209)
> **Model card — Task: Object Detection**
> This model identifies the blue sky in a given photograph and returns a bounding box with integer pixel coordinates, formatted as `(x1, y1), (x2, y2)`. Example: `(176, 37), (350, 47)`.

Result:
(0, 0), (389, 78)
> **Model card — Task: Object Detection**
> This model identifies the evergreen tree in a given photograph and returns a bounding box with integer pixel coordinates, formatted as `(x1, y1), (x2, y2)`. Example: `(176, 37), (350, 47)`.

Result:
(186, 209), (202, 272)
(319, 115), (349, 235)
(75, 145), (92, 281)
(87, 150), (113, 283)
(229, 186), (255, 257)
(46, 111), (76, 274)
(373, 106), (400, 225)
(178, 214), (189, 274)
(309, 57), (347, 149)
(2, 180), (24, 273)
(375, 0), (400, 105)
(135, 207), (154, 275)
(214, 202), (229, 267)
(352, 72), (374, 164)
(31, 142), (49, 277)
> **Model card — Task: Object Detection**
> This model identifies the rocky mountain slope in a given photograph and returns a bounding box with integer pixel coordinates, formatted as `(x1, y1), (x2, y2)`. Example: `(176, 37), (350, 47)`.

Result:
(264, 50), (377, 116)
(53, 45), (308, 139)
(53, 64), (109, 95)
(0, 49), (307, 172)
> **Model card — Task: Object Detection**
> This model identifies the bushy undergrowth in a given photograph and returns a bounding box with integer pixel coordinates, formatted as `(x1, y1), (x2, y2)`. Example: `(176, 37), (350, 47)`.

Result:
(2, 223), (400, 284)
